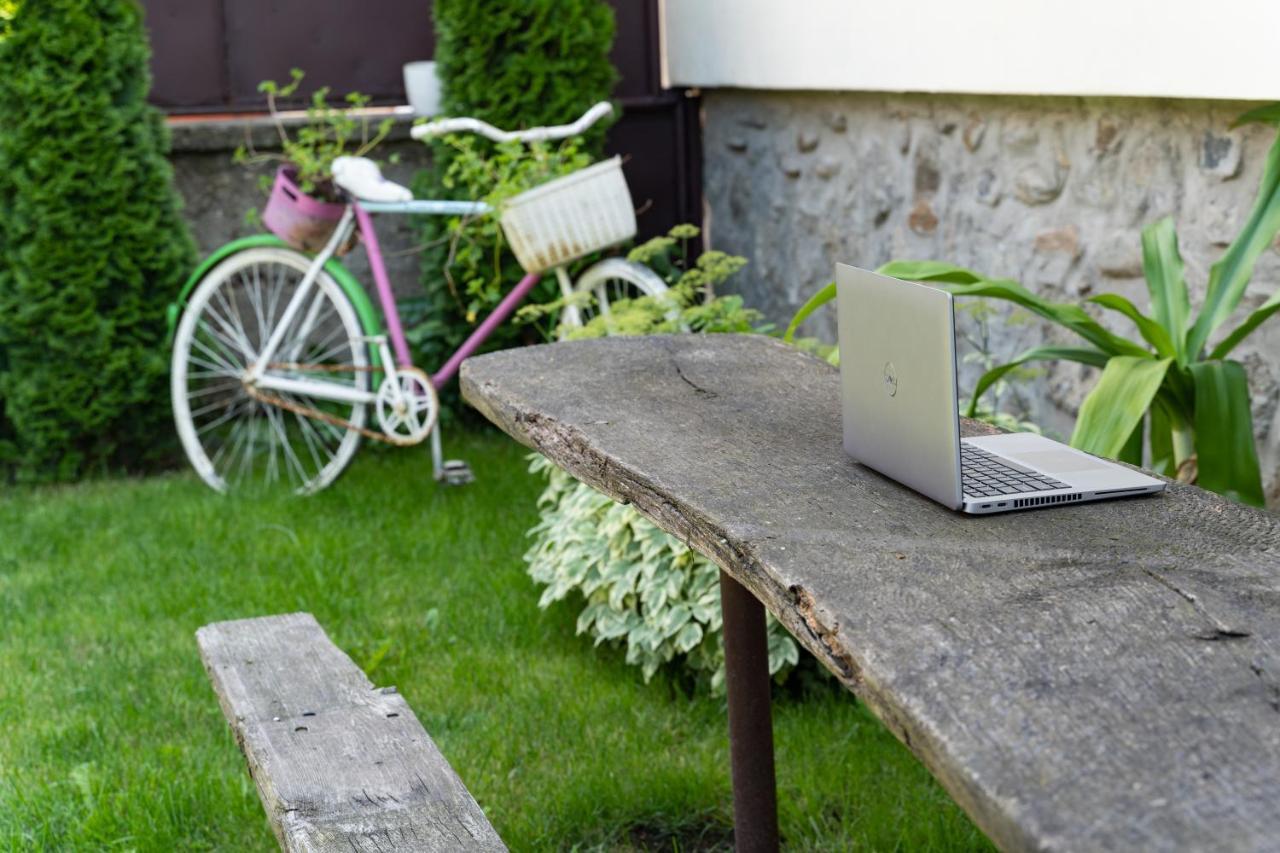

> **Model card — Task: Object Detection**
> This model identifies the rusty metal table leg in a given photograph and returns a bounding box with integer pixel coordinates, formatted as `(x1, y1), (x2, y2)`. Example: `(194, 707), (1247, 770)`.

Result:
(719, 569), (779, 852)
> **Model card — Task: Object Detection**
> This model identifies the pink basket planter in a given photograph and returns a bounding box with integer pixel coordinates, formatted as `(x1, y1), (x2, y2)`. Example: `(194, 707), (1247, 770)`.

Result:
(261, 167), (353, 254)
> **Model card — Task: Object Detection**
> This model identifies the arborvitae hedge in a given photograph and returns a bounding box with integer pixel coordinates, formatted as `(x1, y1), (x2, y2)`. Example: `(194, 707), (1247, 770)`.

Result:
(0, 0), (196, 481)
(412, 0), (617, 414)
(432, 0), (617, 151)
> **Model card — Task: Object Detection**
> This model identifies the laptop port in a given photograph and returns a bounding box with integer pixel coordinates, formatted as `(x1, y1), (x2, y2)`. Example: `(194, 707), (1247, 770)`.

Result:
(998, 502), (1007, 507)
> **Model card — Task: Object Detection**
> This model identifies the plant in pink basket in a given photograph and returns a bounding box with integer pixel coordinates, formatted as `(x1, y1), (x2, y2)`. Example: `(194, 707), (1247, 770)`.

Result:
(234, 68), (398, 252)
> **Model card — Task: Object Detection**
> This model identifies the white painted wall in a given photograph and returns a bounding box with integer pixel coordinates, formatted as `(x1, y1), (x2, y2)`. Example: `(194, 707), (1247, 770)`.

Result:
(662, 0), (1280, 101)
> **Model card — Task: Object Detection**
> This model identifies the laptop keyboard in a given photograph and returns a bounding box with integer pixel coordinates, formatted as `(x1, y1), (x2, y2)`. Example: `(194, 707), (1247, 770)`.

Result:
(961, 443), (1068, 498)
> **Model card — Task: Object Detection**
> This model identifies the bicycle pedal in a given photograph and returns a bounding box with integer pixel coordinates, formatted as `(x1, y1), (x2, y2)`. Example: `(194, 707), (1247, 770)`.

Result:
(439, 459), (474, 486)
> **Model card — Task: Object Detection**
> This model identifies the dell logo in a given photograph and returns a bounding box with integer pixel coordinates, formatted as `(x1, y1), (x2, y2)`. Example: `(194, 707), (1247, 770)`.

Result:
(882, 361), (898, 396)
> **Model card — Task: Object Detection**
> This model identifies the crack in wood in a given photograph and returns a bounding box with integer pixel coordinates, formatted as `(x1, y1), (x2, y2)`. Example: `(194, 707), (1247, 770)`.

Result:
(1139, 567), (1251, 640)
(665, 342), (718, 398)
(789, 584), (861, 684)
(1195, 628), (1252, 641)
(1250, 662), (1280, 713)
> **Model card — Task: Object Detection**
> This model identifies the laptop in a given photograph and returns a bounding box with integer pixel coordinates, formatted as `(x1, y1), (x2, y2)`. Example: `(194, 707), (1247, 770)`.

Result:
(836, 264), (1166, 514)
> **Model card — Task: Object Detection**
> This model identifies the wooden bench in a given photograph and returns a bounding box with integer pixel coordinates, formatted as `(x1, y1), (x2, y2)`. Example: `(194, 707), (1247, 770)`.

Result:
(197, 612), (506, 852)
(461, 333), (1280, 853)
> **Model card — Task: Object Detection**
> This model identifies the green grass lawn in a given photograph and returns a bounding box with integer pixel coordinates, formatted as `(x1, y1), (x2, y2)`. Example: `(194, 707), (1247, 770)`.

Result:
(0, 430), (993, 851)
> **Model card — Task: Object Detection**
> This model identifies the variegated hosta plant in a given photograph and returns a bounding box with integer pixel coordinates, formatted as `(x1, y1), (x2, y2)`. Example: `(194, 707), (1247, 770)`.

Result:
(525, 455), (800, 692)
(790, 105), (1280, 506)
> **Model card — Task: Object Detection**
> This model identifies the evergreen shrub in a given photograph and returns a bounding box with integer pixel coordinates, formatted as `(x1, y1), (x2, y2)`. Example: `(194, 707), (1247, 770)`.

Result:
(0, 0), (196, 481)
(408, 0), (618, 414)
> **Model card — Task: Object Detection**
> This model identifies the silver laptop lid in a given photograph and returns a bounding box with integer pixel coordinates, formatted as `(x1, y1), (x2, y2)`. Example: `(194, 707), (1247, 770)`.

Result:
(836, 264), (963, 509)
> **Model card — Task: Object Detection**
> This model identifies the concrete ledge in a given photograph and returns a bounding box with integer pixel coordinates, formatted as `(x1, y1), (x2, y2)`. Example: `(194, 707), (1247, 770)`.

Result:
(167, 108), (420, 154)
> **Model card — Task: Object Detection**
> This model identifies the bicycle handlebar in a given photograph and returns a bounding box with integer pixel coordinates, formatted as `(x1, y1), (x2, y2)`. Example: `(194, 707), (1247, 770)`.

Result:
(410, 101), (613, 144)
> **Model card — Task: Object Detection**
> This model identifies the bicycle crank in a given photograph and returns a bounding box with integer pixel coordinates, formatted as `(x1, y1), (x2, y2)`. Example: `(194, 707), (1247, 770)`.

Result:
(375, 366), (439, 446)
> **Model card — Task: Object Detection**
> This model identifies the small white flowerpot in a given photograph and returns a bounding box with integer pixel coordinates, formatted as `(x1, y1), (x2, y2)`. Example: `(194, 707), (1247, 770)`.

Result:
(403, 61), (442, 117)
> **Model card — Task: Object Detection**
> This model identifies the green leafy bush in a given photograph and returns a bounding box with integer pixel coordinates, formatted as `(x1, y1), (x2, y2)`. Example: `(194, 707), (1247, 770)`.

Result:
(526, 456), (799, 691)
(522, 228), (800, 690)
(518, 224), (768, 339)
(0, 0), (196, 481)
(409, 0), (617, 412)
(0, 1), (15, 38)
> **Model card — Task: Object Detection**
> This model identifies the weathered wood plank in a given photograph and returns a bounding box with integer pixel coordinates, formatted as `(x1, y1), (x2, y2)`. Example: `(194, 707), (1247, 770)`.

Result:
(461, 334), (1280, 853)
(197, 613), (506, 852)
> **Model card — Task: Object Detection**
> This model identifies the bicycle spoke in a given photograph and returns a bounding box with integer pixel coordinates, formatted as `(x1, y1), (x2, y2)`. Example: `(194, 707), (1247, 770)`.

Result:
(285, 290), (330, 362)
(289, 403), (328, 475)
(244, 401), (261, 483)
(245, 263), (268, 352)
(197, 290), (241, 344)
(307, 321), (348, 359)
(194, 320), (249, 369)
(313, 413), (346, 442)
(222, 275), (258, 356)
(301, 335), (360, 368)
(277, 317), (336, 368)
(265, 262), (289, 332)
(196, 397), (251, 435)
(262, 413), (278, 486)
(221, 417), (250, 484)
(186, 377), (239, 398)
(186, 351), (241, 377)
(277, 389), (323, 441)
(282, 388), (342, 445)
(187, 366), (240, 381)
(265, 404), (307, 488)
(211, 283), (257, 359)
(191, 323), (246, 373)
(210, 417), (247, 469)
(188, 395), (239, 420)
(234, 421), (257, 484)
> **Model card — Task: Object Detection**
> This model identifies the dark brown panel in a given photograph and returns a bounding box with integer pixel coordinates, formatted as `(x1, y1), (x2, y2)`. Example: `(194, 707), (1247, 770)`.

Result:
(606, 94), (702, 240)
(142, 0), (227, 110)
(223, 0), (434, 107)
(608, 0), (660, 98)
(603, 1), (703, 243)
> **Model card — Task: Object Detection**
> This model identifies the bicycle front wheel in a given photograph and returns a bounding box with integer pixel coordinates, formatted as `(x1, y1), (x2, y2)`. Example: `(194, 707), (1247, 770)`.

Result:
(171, 246), (370, 494)
(562, 257), (671, 337)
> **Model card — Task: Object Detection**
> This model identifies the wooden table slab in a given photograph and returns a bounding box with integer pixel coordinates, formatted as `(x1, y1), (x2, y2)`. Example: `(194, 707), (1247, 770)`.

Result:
(461, 333), (1280, 852)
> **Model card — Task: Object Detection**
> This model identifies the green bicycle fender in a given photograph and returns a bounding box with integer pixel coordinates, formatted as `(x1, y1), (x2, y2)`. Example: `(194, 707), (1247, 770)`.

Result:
(165, 235), (384, 369)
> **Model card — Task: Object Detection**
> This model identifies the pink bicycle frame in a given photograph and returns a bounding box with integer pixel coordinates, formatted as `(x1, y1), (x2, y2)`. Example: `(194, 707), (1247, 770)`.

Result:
(349, 200), (540, 390)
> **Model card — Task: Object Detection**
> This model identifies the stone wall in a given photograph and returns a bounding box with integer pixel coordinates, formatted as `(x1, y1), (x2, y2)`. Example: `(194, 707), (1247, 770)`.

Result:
(167, 115), (430, 297)
(701, 90), (1280, 501)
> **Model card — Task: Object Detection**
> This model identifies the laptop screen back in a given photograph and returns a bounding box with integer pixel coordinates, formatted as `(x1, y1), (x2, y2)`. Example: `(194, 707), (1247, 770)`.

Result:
(835, 264), (963, 509)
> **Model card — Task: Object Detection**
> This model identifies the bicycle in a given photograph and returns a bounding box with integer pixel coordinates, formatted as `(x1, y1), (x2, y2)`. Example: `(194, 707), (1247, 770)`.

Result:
(168, 102), (667, 494)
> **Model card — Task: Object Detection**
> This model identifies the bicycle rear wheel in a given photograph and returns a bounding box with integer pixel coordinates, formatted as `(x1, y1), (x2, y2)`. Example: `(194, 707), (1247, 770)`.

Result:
(171, 246), (369, 494)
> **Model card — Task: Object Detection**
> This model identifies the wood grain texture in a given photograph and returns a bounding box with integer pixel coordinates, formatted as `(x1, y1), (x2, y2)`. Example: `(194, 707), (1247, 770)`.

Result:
(461, 334), (1280, 853)
(196, 613), (506, 852)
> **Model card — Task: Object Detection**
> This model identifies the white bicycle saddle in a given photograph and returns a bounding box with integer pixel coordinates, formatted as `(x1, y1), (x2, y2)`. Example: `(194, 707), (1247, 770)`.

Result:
(331, 156), (413, 203)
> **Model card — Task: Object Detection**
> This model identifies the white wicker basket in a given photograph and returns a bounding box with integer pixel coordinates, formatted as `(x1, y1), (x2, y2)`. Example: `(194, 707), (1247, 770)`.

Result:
(499, 156), (637, 274)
